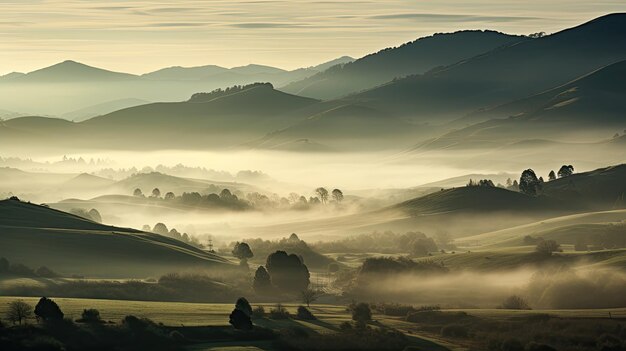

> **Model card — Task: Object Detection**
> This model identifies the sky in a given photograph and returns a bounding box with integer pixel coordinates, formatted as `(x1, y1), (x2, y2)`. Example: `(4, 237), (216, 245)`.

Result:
(1, 0), (625, 75)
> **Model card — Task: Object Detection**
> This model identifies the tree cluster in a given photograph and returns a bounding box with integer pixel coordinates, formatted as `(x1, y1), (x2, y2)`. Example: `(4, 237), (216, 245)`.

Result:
(253, 251), (310, 295)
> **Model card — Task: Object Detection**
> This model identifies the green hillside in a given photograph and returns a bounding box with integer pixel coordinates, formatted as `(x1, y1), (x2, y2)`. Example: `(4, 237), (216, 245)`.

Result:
(0, 199), (232, 277)
(352, 13), (626, 122)
(281, 30), (527, 100)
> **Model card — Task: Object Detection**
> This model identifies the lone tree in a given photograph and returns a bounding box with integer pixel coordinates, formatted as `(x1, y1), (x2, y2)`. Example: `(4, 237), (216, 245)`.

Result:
(253, 266), (272, 293)
(229, 297), (253, 330)
(151, 188), (161, 198)
(34, 297), (64, 322)
(535, 239), (561, 256)
(548, 170), (556, 181)
(266, 250), (310, 293)
(351, 302), (372, 323)
(331, 189), (344, 203)
(315, 187), (329, 204)
(519, 169), (541, 196)
(232, 242), (254, 266)
(501, 295), (531, 310)
(133, 188), (143, 197)
(7, 300), (32, 325)
(153, 223), (169, 235)
(300, 288), (320, 307)
(558, 165), (574, 178)
(88, 209), (102, 223)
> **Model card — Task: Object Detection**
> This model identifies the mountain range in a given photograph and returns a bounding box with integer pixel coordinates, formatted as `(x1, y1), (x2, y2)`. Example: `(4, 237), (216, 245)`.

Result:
(0, 14), (624, 153)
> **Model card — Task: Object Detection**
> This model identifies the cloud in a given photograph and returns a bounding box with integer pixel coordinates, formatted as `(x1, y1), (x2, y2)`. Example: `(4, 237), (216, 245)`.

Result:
(151, 22), (209, 27)
(371, 13), (542, 22)
(230, 22), (307, 29)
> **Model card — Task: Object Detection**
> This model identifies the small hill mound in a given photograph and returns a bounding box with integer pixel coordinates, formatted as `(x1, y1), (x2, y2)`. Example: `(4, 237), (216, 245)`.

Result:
(394, 186), (552, 216)
(63, 173), (115, 190)
(542, 164), (626, 209)
(0, 199), (231, 277)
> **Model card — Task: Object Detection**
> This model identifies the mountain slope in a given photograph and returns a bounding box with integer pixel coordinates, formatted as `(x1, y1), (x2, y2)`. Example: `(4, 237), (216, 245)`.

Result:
(281, 30), (527, 100)
(6, 60), (138, 83)
(0, 199), (231, 277)
(351, 13), (626, 122)
(62, 98), (150, 122)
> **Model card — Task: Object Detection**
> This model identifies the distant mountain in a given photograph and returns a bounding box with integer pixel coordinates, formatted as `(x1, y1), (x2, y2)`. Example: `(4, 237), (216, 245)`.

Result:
(62, 98), (151, 122)
(280, 30), (528, 100)
(109, 172), (259, 195)
(6, 60), (138, 83)
(411, 59), (626, 152)
(417, 173), (518, 188)
(0, 57), (351, 115)
(0, 198), (231, 277)
(350, 13), (626, 122)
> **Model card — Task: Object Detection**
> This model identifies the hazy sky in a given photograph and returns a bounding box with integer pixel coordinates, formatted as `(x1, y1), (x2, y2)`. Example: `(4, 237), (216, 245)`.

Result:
(1, 0), (625, 74)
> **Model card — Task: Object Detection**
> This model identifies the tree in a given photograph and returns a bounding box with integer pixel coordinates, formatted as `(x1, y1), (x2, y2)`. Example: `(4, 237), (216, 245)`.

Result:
(266, 251), (310, 293)
(232, 242), (254, 266)
(34, 297), (64, 322)
(331, 189), (344, 203)
(164, 192), (175, 200)
(351, 302), (372, 323)
(519, 169), (541, 196)
(88, 209), (102, 223)
(229, 298), (252, 330)
(501, 295), (531, 310)
(151, 188), (161, 198)
(506, 178), (512, 187)
(300, 288), (320, 307)
(535, 239), (561, 256)
(153, 223), (169, 235)
(548, 170), (556, 181)
(7, 300), (32, 325)
(79, 309), (102, 323)
(411, 237), (437, 256)
(315, 187), (329, 204)
(133, 188), (143, 197)
(235, 297), (253, 317)
(558, 165), (574, 178)
(253, 266), (272, 293)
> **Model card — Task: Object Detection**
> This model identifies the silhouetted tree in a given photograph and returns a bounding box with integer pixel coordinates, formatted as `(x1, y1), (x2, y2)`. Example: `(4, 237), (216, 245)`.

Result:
(34, 297), (64, 322)
(535, 239), (561, 256)
(253, 266), (272, 293)
(519, 169), (541, 196)
(232, 242), (254, 266)
(153, 223), (169, 235)
(151, 188), (161, 198)
(229, 298), (252, 330)
(88, 208), (102, 223)
(266, 250), (310, 293)
(164, 192), (175, 200)
(351, 302), (372, 323)
(79, 309), (102, 324)
(548, 170), (556, 181)
(558, 165), (574, 178)
(7, 300), (32, 325)
(133, 188), (143, 197)
(506, 178), (513, 187)
(315, 187), (329, 204)
(332, 189), (344, 203)
(300, 288), (320, 307)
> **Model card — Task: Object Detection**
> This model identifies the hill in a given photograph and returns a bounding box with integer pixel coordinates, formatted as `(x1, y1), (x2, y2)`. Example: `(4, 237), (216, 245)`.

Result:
(393, 186), (558, 216)
(62, 98), (150, 122)
(0, 199), (231, 277)
(110, 172), (259, 195)
(350, 13), (626, 122)
(280, 30), (527, 100)
(6, 60), (138, 83)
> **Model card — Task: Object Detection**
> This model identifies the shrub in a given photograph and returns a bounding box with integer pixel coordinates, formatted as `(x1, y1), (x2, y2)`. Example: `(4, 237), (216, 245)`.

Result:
(252, 306), (266, 318)
(500, 295), (531, 310)
(296, 306), (316, 320)
(351, 302), (372, 323)
(441, 324), (468, 338)
(34, 297), (64, 322)
(269, 304), (290, 319)
(77, 309), (102, 324)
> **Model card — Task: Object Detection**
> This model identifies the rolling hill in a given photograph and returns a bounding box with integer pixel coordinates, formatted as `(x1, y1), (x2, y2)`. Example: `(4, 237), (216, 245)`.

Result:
(4, 60), (138, 83)
(349, 13), (626, 122)
(281, 30), (528, 100)
(0, 198), (232, 277)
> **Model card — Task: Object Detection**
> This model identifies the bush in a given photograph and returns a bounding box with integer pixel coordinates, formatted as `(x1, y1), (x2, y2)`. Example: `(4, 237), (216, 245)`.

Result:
(269, 304), (290, 319)
(296, 306), (316, 320)
(500, 295), (531, 310)
(351, 302), (372, 323)
(34, 297), (64, 322)
(252, 306), (266, 318)
(77, 309), (102, 324)
(441, 324), (468, 338)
